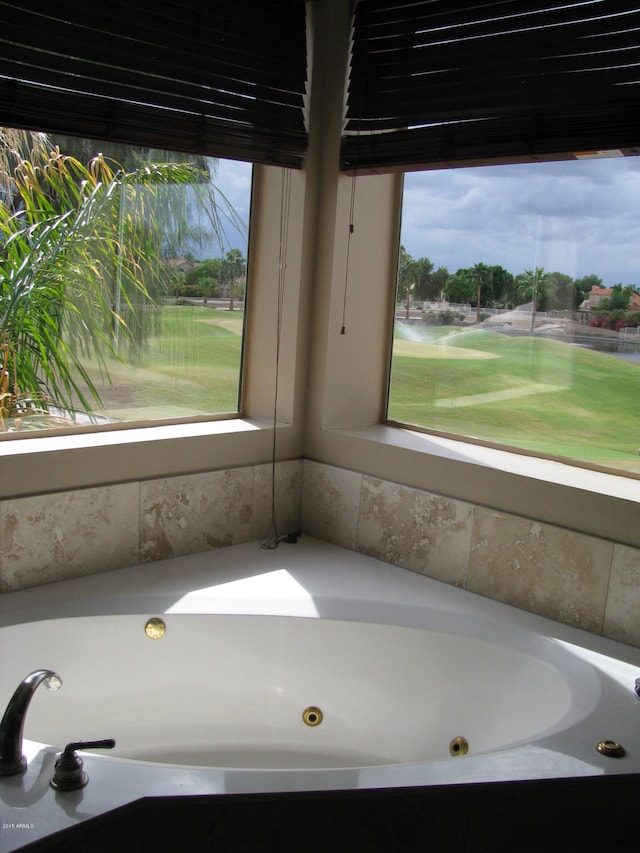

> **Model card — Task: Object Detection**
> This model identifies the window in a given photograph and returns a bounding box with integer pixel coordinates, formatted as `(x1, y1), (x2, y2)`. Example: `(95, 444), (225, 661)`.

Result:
(388, 154), (640, 477)
(1, 130), (251, 433)
(1, 1), (308, 438)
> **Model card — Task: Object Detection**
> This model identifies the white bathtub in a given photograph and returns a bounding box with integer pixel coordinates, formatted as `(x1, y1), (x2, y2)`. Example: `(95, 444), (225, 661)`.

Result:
(1, 536), (639, 850)
(1, 613), (600, 771)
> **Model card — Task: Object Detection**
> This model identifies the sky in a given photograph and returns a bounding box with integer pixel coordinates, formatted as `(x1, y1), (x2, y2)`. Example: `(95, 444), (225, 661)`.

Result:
(207, 157), (253, 254)
(211, 153), (640, 289)
(178, 156), (253, 260)
(400, 155), (640, 288)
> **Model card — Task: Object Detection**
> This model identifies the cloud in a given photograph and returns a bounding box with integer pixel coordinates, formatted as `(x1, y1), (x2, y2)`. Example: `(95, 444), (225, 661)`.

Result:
(181, 158), (252, 259)
(209, 157), (253, 251)
(212, 158), (252, 220)
(401, 157), (640, 285)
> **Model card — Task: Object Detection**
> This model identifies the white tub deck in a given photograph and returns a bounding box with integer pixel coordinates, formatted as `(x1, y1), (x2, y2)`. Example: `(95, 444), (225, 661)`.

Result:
(1, 536), (639, 851)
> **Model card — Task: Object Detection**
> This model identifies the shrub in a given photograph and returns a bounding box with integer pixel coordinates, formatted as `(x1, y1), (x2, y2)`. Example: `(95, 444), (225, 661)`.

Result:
(590, 311), (627, 331)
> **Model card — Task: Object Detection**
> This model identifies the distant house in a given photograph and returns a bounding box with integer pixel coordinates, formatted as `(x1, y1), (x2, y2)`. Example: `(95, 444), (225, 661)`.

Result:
(167, 257), (200, 276)
(584, 286), (640, 310)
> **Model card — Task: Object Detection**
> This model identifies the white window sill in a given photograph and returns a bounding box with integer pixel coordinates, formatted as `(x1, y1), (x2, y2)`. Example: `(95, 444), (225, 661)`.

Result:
(0, 418), (261, 455)
(387, 425), (638, 501)
(0, 418), (289, 500)
(325, 424), (640, 550)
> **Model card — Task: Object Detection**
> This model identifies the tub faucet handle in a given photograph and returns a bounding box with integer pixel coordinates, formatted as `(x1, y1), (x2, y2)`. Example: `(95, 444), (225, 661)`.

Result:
(50, 738), (116, 792)
(634, 677), (640, 699)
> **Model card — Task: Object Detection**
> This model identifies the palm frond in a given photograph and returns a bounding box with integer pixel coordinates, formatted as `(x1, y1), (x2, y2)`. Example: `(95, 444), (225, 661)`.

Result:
(1, 133), (245, 428)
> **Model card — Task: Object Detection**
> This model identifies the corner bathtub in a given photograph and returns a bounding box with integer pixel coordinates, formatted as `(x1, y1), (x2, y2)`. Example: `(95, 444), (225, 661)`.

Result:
(1, 537), (639, 850)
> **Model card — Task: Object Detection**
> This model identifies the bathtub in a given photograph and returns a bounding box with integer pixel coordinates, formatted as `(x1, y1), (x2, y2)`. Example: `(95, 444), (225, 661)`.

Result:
(1, 536), (639, 850)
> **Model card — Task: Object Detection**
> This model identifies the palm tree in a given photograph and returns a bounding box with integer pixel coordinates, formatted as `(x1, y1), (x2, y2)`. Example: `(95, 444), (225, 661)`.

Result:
(471, 262), (492, 322)
(221, 248), (247, 311)
(397, 246), (417, 319)
(0, 128), (50, 210)
(0, 131), (245, 430)
(515, 267), (549, 334)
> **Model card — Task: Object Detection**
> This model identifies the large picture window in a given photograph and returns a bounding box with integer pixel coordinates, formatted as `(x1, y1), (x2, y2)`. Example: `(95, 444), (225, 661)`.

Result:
(388, 154), (640, 476)
(0, 130), (251, 433)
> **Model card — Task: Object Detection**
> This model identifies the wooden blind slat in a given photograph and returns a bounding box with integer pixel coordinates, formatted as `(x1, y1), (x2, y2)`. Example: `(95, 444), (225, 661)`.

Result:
(343, 0), (640, 172)
(0, 0), (309, 168)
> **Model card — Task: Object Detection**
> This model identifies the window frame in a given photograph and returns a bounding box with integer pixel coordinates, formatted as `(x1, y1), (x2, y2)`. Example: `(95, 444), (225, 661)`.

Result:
(0, 140), (254, 438)
(384, 157), (640, 483)
(0, 164), (309, 501)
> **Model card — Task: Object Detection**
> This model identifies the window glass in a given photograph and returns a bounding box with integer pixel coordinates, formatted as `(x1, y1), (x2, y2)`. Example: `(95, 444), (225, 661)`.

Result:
(388, 155), (640, 476)
(0, 129), (251, 433)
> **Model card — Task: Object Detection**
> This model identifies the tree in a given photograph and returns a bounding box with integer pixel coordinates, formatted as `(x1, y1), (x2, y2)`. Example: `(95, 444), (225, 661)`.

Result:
(0, 128), (50, 211)
(574, 274), (602, 307)
(431, 266), (450, 301)
(183, 258), (222, 299)
(411, 257), (435, 301)
(470, 262), (492, 321)
(444, 268), (475, 304)
(396, 251), (442, 303)
(0, 130), (244, 429)
(487, 265), (515, 307)
(590, 284), (636, 332)
(546, 271), (576, 311)
(220, 248), (246, 311)
(443, 263), (495, 316)
(396, 246), (415, 304)
(596, 283), (634, 312)
(516, 267), (554, 309)
(514, 267), (552, 333)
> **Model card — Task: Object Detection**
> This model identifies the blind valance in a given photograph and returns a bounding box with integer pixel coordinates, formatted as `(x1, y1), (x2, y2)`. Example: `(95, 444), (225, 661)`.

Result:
(0, 0), (309, 167)
(343, 0), (640, 172)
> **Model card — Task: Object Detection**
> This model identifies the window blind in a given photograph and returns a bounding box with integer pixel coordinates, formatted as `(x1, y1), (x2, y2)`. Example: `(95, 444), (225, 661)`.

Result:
(0, 0), (308, 167)
(343, 0), (640, 172)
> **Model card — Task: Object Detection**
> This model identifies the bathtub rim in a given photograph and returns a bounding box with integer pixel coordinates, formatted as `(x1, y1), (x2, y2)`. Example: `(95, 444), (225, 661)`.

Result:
(1, 537), (640, 852)
(0, 610), (605, 770)
(0, 536), (639, 661)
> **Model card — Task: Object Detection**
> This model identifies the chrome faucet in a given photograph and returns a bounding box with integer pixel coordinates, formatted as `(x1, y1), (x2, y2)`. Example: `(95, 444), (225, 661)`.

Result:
(0, 669), (62, 776)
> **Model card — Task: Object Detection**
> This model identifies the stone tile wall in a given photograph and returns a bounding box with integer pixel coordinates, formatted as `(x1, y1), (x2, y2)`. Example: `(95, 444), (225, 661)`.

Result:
(301, 460), (640, 648)
(0, 461), (301, 593)
(2, 456), (638, 649)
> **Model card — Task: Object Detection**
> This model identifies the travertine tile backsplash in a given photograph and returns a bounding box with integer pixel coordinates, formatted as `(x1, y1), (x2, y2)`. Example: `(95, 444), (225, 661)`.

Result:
(357, 475), (474, 587)
(139, 467), (256, 563)
(1, 458), (639, 647)
(301, 460), (640, 648)
(1, 484), (139, 592)
(468, 508), (613, 634)
(0, 460), (301, 593)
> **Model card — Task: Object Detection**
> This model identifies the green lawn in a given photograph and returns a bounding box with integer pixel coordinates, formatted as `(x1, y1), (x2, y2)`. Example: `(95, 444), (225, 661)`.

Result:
(82, 308), (640, 475)
(82, 305), (244, 420)
(388, 326), (640, 474)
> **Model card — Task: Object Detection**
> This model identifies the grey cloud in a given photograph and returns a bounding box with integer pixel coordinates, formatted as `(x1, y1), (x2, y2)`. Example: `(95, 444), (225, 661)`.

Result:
(401, 157), (640, 284)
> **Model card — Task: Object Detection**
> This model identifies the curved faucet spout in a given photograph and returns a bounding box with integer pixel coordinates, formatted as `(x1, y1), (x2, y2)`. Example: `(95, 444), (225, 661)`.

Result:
(0, 669), (62, 776)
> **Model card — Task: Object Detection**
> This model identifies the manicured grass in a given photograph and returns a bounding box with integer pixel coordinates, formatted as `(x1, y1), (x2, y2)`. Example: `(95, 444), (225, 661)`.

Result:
(83, 308), (640, 475)
(388, 326), (640, 473)
(83, 305), (244, 420)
